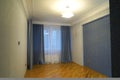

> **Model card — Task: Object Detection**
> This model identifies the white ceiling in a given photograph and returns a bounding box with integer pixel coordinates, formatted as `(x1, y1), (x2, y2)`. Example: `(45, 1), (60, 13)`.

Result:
(29, 0), (109, 24)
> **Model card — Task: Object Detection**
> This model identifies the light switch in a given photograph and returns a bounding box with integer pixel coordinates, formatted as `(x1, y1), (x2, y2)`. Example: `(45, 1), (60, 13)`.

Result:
(18, 41), (20, 45)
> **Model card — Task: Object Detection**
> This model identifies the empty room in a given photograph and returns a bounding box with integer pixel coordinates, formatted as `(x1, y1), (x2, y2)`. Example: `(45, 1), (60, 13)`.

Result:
(0, 0), (120, 78)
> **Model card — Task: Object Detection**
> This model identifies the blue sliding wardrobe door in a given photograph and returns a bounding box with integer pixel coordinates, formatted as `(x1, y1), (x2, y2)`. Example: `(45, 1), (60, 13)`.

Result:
(83, 15), (111, 77)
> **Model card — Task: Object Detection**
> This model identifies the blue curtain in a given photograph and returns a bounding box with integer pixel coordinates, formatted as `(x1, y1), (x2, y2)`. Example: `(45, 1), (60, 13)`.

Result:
(33, 24), (45, 64)
(27, 19), (33, 69)
(61, 26), (72, 63)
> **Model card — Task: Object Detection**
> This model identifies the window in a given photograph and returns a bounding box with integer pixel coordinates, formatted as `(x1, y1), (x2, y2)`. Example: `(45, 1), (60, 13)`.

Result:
(44, 25), (61, 64)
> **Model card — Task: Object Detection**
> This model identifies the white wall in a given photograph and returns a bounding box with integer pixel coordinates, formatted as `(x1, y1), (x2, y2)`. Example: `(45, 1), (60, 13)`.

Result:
(0, 0), (27, 77)
(32, 21), (71, 26)
(71, 25), (83, 65)
(71, 3), (109, 66)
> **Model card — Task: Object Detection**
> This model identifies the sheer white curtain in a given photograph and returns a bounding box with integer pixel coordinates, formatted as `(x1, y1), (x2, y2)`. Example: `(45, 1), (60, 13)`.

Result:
(44, 25), (61, 64)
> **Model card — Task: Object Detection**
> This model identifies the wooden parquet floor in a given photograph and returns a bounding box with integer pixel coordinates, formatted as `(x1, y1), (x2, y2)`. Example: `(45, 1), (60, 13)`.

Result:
(25, 62), (107, 78)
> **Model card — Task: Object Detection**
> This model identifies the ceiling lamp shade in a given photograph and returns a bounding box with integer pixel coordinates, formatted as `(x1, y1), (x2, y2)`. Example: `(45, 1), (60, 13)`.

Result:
(62, 11), (74, 18)
(61, 4), (74, 18)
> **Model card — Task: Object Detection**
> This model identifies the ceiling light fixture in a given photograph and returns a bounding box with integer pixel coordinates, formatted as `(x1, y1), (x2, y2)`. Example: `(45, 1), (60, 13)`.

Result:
(53, 0), (85, 18)
(61, 2), (74, 18)
(62, 11), (74, 18)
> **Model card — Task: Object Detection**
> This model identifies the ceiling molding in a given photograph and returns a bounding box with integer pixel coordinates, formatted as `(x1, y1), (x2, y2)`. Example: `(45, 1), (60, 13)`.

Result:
(26, 0), (33, 19)
(17, 0), (28, 18)
(32, 21), (71, 26)
(72, 1), (109, 25)
(17, 0), (32, 19)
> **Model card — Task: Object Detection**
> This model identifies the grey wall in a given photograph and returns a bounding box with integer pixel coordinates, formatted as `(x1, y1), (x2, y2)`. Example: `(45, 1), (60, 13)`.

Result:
(83, 15), (112, 77)
(0, 0), (27, 77)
